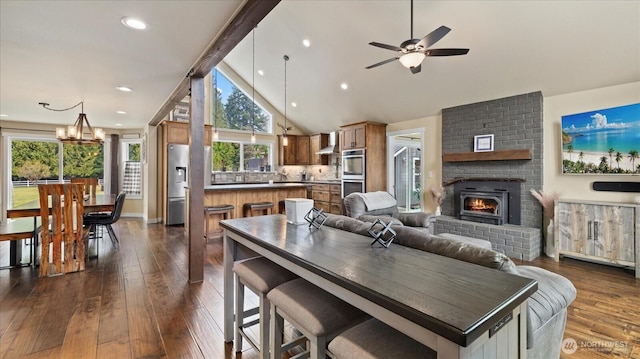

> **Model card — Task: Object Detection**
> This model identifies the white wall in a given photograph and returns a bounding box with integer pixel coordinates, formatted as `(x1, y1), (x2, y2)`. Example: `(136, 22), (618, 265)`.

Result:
(543, 82), (640, 203)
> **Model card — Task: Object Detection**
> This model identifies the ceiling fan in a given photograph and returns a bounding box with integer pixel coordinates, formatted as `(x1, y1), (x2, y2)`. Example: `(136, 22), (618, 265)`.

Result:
(366, 0), (469, 74)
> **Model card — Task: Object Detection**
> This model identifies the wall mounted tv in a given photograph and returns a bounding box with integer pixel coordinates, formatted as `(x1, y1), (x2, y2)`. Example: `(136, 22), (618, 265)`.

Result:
(561, 103), (639, 174)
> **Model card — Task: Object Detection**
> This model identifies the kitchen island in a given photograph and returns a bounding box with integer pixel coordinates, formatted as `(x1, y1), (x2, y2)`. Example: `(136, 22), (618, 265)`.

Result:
(203, 182), (310, 233)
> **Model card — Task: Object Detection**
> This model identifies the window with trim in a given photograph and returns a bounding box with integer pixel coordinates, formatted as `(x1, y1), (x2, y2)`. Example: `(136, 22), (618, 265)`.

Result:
(211, 68), (272, 134)
(212, 141), (273, 172)
(121, 140), (142, 197)
(7, 137), (104, 209)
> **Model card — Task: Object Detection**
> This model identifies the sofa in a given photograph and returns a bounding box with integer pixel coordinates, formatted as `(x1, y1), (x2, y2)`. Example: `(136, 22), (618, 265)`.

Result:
(322, 213), (577, 359)
(343, 191), (436, 234)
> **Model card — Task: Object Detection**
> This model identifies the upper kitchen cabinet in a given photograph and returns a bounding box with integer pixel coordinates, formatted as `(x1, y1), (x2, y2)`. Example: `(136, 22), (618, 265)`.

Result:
(340, 121), (387, 151)
(278, 134), (310, 166)
(163, 121), (212, 145)
(341, 123), (366, 150)
(309, 134), (330, 165)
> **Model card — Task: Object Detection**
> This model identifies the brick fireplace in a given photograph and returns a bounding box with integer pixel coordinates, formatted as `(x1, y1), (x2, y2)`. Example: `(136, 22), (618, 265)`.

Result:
(436, 92), (544, 260)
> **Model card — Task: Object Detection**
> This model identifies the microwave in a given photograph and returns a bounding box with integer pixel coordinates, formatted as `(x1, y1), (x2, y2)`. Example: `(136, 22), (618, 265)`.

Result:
(342, 149), (365, 179)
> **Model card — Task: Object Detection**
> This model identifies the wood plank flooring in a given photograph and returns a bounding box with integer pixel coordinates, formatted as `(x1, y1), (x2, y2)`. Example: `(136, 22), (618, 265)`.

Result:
(1, 218), (638, 358)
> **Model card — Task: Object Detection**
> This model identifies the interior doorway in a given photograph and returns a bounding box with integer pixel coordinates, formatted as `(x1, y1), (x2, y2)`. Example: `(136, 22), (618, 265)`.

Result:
(387, 130), (423, 212)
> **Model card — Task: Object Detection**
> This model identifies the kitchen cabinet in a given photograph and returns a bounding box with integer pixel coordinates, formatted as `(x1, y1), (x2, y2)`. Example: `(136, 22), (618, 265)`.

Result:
(310, 183), (342, 214)
(556, 199), (638, 278)
(309, 134), (329, 165)
(296, 135), (310, 165)
(164, 120), (212, 145)
(341, 123), (366, 150)
(278, 135), (310, 165)
(340, 121), (388, 193)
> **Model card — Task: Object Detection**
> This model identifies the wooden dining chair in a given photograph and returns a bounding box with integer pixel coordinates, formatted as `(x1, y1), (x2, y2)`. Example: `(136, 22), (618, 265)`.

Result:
(71, 177), (98, 198)
(38, 183), (86, 277)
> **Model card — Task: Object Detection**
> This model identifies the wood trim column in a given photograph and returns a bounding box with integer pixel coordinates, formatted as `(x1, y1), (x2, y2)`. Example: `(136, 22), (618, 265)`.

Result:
(188, 76), (205, 283)
(110, 134), (119, 196)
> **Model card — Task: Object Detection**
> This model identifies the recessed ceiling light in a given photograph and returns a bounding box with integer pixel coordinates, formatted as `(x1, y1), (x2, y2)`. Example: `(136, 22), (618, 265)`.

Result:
(0, 114), (7, 117)
(258, 70), (264, 76)
(116, 86), (133, 92)
(302, 39), (311, 47)
(340, 83), (349, 90)
(116, 110), (127, 114)
(115, 123), (123, 127)
(121, 17), (148, 30)
(291, 102), (297, 107)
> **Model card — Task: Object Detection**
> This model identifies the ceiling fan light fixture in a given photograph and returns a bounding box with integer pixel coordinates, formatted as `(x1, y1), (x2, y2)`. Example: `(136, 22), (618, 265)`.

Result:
(399, 52), (425, 68)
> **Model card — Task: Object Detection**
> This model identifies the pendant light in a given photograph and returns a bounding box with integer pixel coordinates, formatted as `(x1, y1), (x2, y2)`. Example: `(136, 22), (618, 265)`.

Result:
(213, 69), (219, 140)
(250, 27), (256, 143)
(39, 101), (105, 145)
(282, 54), (289, 146)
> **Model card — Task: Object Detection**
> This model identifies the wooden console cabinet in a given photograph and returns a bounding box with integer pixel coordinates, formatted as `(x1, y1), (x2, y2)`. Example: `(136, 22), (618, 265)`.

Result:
(555, 199), (639, 278)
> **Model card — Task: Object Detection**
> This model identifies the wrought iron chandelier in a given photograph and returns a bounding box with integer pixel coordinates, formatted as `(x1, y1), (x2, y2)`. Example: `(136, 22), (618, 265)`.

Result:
(39, 101), (105, 145)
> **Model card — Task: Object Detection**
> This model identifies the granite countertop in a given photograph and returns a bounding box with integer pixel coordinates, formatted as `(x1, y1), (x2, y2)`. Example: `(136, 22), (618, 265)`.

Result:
(204, 182), (312, 191)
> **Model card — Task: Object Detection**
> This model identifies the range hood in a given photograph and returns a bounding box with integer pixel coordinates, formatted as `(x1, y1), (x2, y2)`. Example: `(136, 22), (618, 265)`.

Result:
(316, 132), (339, 154)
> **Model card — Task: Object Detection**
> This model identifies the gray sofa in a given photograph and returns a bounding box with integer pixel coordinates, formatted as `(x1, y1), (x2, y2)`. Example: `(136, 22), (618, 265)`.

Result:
(322, 213), (577, 359)
(343, 191), (436, 234)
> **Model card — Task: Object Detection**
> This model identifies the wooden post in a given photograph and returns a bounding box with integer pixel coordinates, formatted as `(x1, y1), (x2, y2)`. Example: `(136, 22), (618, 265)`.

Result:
(188, 75), (205, 283)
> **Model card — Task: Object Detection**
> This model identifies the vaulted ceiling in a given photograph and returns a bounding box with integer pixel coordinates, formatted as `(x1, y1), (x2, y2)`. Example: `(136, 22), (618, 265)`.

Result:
(2, 1), (638, 134)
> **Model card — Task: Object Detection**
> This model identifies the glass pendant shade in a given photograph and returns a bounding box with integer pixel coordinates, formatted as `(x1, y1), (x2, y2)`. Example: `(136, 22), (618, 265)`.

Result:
(399, 52), (425, 68)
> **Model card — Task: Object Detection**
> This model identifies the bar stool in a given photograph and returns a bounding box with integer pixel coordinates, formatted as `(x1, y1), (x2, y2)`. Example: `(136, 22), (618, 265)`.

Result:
(243, 202), (274, 217)
(278, 200), (286, 215)
(328, 318), (436, 359)
(234, 257), (298, 359)
(204, 204), (234, 242)
(267, 278), (369, 359)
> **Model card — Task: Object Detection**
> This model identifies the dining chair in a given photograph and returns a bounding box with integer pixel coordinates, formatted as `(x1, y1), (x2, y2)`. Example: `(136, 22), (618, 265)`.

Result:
(83, 191), (126, 247)
(71, 177), (98, 198)
(38, 183), (86, 277)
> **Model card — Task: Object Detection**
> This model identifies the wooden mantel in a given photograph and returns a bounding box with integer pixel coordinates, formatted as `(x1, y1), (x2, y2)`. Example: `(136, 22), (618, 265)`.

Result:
(442, 149), (531, 163)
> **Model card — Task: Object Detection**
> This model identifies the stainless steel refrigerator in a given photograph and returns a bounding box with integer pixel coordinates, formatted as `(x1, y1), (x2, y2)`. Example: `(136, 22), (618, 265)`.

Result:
(166, 144), (212, 225)
(167, 144), (189, 225)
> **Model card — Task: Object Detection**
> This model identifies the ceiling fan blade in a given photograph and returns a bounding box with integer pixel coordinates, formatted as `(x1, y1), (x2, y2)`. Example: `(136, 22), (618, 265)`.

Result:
(366, 57), (399, 69)
(369, 42), (403, 52)
(410, 64), (422, 74)
(425, 48), (469, 56)
(416, 25), (451, 49)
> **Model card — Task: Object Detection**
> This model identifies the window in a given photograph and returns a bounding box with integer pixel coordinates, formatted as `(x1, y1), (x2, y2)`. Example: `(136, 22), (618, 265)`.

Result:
(212, 141), (273, 172)
(8, 138), (104, 209)
(211, 68), (272, 134)
(121, 140), (142, 197)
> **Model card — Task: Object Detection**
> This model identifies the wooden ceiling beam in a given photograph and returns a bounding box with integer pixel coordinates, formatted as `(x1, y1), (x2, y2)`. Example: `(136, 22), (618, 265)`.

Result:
(149, 0), (280, 126)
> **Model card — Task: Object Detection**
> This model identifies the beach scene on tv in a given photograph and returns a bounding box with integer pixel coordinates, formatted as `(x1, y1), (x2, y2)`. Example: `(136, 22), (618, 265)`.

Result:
(562, 103), (640, 174)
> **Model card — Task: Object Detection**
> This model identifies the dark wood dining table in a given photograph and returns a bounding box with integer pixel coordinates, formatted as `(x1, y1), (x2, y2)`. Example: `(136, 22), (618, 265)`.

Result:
(5, 194), (116, 266)
(7, 194), (116, 218)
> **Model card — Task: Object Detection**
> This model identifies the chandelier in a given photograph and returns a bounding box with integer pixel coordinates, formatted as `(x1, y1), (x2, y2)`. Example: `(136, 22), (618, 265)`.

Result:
(39, 101), (105, 145)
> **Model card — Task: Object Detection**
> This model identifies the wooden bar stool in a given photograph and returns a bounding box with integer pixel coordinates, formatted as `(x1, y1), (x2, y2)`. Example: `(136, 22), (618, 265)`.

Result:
(328, 318), (437, 359)
(243, 202), (274, 217)
(234, 257), (298, 359)
(278, 200), (286, 215)
(267, 278), (369, 359)
(204, 204), (234, 242)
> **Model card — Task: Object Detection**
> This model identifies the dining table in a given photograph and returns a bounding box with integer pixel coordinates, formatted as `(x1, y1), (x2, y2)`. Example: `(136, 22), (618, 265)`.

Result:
(5, 194), (116, 266)
(221, 214), (538, 359)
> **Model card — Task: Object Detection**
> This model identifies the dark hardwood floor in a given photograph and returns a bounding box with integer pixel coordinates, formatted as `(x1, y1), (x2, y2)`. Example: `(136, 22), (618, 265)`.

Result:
(1, 218), (638, 358)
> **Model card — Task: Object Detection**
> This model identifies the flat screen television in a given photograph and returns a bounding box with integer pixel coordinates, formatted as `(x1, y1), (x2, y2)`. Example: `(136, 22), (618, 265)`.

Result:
(561, 103), (640, 174)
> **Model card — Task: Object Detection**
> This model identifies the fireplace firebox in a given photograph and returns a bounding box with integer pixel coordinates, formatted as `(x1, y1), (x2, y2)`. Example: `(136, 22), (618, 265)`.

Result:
(453, 179), (523, 225)
(459, 190), (509, 225)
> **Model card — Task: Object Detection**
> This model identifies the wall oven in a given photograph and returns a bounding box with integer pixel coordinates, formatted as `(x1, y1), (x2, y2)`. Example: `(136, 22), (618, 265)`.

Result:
(342, 179), (365, 198)
(342, 149), (365, 179)
(342, 149), (365, 197)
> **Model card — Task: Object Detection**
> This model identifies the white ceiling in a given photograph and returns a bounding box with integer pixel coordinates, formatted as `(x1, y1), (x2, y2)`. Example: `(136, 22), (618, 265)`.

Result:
(2, 1), (639, 134)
